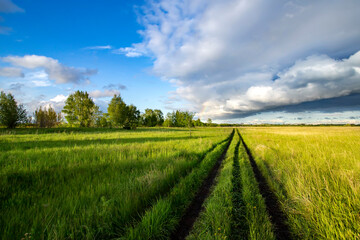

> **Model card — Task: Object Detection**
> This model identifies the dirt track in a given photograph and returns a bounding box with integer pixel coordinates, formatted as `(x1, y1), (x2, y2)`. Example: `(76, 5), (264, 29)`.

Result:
(170, 130), (234, 240)
(239, 132), (292, 240)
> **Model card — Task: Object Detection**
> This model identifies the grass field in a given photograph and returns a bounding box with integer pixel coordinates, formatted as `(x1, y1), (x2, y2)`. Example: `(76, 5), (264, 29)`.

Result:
(1, 126), (359, 239)
(239, 126), (360, 239)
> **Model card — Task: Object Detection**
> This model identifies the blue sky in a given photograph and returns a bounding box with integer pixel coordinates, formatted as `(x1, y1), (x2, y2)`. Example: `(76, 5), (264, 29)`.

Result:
(1, 0), (360, 124)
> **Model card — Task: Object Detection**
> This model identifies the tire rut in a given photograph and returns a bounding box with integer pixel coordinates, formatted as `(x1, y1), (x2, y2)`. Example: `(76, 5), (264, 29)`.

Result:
(170, 130), (235, 240)
(238, 131), (293, 240)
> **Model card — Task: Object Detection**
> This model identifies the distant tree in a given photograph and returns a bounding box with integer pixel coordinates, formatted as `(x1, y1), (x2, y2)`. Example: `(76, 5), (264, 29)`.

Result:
(34, 106), (61, 128)
(62, 91), (97, 127)
(163, 110), (194, 128)
(142, 109), (157, 127)
(141, 109), (163, 127)
(125, 104), (140, 129)
(0, 91), (27, 128)
(163, 112), (174, 127)
(194, 118), (204, 127)
(154, 109), (164, 126)
(207, 118), (212, 126)
(107, 94), (128, 127)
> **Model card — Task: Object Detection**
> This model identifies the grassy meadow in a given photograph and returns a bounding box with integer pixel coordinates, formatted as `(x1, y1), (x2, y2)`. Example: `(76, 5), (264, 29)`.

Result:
(0, 127), (231, 239)
(1, 126), (359, 239)
(239, 126), (360, 239)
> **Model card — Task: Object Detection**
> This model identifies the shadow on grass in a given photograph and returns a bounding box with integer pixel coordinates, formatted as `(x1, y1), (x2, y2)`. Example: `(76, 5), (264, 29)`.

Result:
(0, 135), (228, 240)
(1, 135), (208, 152)
(0, 127), (197, 135)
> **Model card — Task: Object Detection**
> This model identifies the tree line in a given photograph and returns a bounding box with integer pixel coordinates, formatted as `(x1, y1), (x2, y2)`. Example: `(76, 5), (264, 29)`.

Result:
(0, 90), (217, 129)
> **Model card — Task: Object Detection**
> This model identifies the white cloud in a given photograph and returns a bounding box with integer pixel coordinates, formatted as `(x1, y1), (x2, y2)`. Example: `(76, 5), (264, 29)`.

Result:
(125, 0), (360, 119)
(27, 70), (48, 80)
(89, 89), (120, 98)
(113, 45), (147, 57)
(26, 70), (52, 87)
(32, 80), (51, 87)
(0, 67), (24, 77)
(50, 94), (68, 103)
(84, 45), (112, 50)
(2, 55), (97, 84)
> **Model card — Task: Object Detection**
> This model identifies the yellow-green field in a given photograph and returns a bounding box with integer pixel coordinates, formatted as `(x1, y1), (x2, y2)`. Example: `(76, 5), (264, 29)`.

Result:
(240, 126), (360, 239)
(1, 127), (359, 239)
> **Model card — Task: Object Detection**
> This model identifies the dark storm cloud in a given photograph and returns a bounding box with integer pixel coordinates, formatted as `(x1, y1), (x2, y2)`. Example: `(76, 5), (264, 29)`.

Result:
(123, 0), (360, 120)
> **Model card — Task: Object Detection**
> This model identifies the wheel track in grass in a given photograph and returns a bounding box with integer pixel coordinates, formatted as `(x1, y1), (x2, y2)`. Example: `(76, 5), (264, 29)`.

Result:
(109, 134), (232, 239)
(231, 130), (248, 239)
(238, 131), (293, 240)
(170, 129), (235, 240)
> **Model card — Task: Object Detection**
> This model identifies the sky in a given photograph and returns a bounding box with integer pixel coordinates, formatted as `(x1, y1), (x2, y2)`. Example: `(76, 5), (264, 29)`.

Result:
(0, 0), (360, 124)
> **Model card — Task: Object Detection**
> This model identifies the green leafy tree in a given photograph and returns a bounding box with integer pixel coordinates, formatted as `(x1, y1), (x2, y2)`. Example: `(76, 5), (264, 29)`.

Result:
(34, 106), (61, 128)
(62, 91), (97, 127)
(154, 109), (164, 126)
(194, 118), (204, 127)
(107, 94), (128, 127)
(0, 91), (27, 128)
(141, 109), (164, 127)
(163, 110), (194, 127)
(125, 104), (140, 129)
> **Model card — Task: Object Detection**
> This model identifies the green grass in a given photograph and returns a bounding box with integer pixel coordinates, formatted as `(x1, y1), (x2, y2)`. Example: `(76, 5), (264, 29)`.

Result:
(237, 133), (275, 240)
(187, 129), (275, 240)
(120, 130), (234, 240)
(239, 126), (360, 239)
(2, 126), (359, 239)
(0, 127), (232, 239)
(186, 130), (238, 240)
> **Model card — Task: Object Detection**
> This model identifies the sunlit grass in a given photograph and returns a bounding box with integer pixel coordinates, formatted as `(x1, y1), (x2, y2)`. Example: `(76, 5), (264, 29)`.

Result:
(240, 126), (360, 239)
(0, 127), (231, 239)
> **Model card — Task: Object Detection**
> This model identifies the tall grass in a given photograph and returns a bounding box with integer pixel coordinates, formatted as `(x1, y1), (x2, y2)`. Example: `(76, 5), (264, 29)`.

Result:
(187, 129), (275, 240)
(0, 128), (231, 239)
(121, 131), (234, 239)
(237, 135), (275, 240)
(187, 130), (239, 240)
(240, 126), (360, 239)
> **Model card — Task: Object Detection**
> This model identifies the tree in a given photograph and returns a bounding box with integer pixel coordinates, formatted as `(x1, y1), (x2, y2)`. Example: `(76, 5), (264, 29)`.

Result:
(34, 106), (61, 128)
(207, 118), (212, 126)
(194, 118), (204, 127)
(107, 94), (128, 127)
(62, 91), (97, 127)
(107, 95), (140, 129)
(125, 104), (140, 129)
(154, 109), (164, 126)
(141, 109), (163, 127)
(163, 110), (194, 127)
(0, 91), (27, 128)
(142, 109), (157, 127)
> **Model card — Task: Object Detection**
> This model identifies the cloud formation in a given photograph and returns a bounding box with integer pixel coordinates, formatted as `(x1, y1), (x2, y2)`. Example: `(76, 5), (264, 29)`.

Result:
(103, 83), (126, 90)
(2, 55), (97, 84)
(126, 0), (360, 119)
(84, 45), (112, 50)
(113, 45), (147, 57)
(0, 0), (24, 34)
(89, 89), (120, 98)
(0, 67), (24, 77)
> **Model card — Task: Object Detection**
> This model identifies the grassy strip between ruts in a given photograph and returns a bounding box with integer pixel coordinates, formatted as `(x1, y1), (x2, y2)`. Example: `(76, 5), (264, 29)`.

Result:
(119, 131), (234, 240)
(237, 130), (275, 240)
(186, 129), (239, 240)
